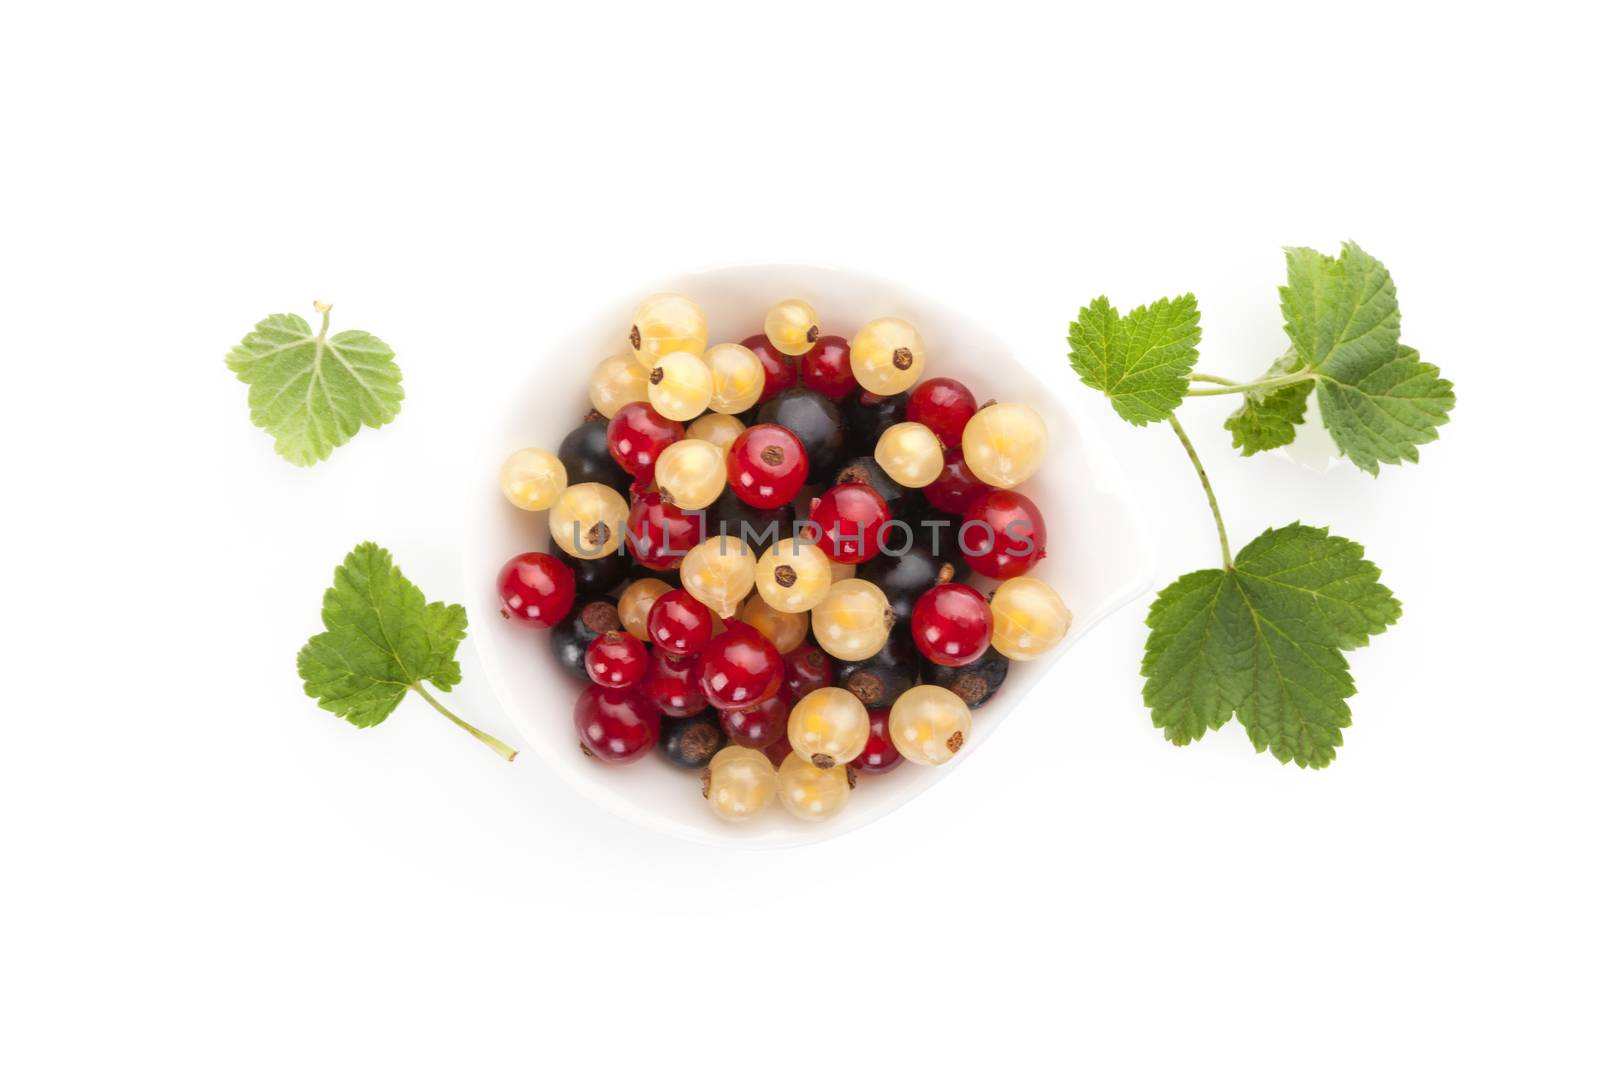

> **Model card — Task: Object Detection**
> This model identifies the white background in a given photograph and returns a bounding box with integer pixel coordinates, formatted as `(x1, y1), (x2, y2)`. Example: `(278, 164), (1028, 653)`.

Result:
(3, 2), (1596, 1063)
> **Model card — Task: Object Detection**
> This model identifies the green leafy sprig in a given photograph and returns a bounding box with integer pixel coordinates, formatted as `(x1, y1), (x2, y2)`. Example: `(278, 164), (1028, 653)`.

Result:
(227, 302), (404, 466)
(298, 542), (516, 761)
(1068, 242), (1452, 767)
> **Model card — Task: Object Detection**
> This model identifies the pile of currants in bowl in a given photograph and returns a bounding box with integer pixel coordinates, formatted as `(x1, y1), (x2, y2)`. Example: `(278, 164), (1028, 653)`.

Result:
(495, 293), (1071, 825)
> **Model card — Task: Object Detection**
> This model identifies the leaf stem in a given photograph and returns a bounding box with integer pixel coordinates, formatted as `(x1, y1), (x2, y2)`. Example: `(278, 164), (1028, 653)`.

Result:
(410, 683), (518, 761)
(1187, 372), (1241, 387)
(312, 300), (332, 339)
(1186, 368), (1317, 397)
(1168, 413), (1232, 569)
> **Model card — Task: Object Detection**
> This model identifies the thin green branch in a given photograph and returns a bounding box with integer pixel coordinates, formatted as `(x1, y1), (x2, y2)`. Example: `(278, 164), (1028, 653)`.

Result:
(1168, 413), (1232, 569)
(411, 683), (518, 761)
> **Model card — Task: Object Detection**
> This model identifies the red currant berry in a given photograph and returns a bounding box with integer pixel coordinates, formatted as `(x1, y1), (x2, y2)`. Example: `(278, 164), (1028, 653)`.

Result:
(626, 491), (705, 571)
(727, 424), (809, 509)
(607, 401), (683, 481)
(574, 685), (661, 763)
(640, 646), (709, 717)
(800, 335), (856, 401)
(763, 734), (793, 769)
(961, 489), (1048, 580)
(850, 708), (902, 775)
(923, 448), (987, 515)
(911, 582), (993, 667)
(720, 693), (791, 748)
(497, 551), (576, 629)
(697, 622), (784, 711)
(646, 588), (716, 658)
(907, 377), (979, 450)
(743, 333), (798, 405)
(809, 482), (891, 564)
(584, 631), (649, 689)
(782, 643), (835, 704)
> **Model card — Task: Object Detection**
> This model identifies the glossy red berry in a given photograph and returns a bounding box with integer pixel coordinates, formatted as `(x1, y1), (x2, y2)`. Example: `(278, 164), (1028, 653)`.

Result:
(763, 734), (793, 769)
(647, 588), (716, 658)
(574, 685), (661, 763)
(809, 483), (891, 564)
(850, 708), (902, 775)
(800, 335), (856, 401)
(727, 424), (809, 509)
(961, 489), (1047, 579)
(626, 491), (705, 571)
(497, 551), (576, 629)
(697, 622), (784, 711)
(640, 645), (709, 717)
(720, 693), (791, 748)
(911, 582), (993, 667)
(923, 448), (987, 515)
(743, 333), (798, 405)
(584, 631), (649, 689)
(907, 377), (979, 449)
(782, 643), (835, 704)
(607, 401), (683, 481)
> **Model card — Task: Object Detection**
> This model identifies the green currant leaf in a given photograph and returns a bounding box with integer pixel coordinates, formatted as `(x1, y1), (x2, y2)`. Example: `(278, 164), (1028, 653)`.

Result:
(1224, 351), (1315, 455)
(297, 542), (467, 728)
(1067, 294), (1202, 426)
(1278, 243), (1455, 474)
(226, 306), (403, 466)
(1141, 523), (1401, 768)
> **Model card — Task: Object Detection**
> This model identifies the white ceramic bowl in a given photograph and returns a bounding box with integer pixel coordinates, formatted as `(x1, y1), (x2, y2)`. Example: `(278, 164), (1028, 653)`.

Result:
(464, 264), (1154, 847)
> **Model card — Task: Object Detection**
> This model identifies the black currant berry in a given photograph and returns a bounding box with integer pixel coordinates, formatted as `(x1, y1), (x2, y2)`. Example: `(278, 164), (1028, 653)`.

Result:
(557, 418), (631, 496)
(859, 543), (964, 626)
(757, 388), (847, 474)
(845, 390), (908, 453)
(831, 455), (920, 520)
(550, 597), (621, 682)
(658, 710), (725, 770)
(923, 646), (1010, 708)
(552, 542), (629, 597)
(834, 627), (919, 708)
(705, 487), (795, 548)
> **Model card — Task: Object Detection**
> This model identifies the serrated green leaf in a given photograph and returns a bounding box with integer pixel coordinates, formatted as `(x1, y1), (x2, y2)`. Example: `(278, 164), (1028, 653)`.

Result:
(1278, 243), (1455, 474)
(297, 542), (466, 728)
(1141, 524), (1401, 768)
(1315, 344), (1455, 475)
(1224, 351), (1314, 455)
(1068, 294), (1202, 425)
(226, 309), (403, 466)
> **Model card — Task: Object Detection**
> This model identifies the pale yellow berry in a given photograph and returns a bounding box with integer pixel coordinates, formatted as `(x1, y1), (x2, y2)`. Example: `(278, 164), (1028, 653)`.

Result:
(704, 343), (765, 415)
(962, 402), (1047, 489)
(618, 578), (672, 642)
(703, 746), (777, 822)
(739, 596), (809, 654)
(754, 538), (834, 613)
(776, 752), (852, 821)
(654, 438), (726, 510)
(647, 350), (712, 422)
(889, 685), (973, 766)
(498, 447), (568, 511)
(788, 687), (870, 768)
(874, 422), (944, 488)
(548, 482), (628, 557)
(850, 318), (925, 395)
(588, 352), (650, 417)
(681, 536), (756, 618)
(687, 412), (745, 455)
(990, 577), (1071, 660)
(629, 292), (708, 367)
(811, 578), (892, 661)
(764, 298), (820, 357)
